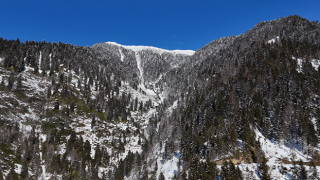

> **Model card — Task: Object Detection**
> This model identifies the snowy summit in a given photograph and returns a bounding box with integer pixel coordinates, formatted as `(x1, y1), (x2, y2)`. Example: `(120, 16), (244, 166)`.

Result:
(105, 41), (195, 56)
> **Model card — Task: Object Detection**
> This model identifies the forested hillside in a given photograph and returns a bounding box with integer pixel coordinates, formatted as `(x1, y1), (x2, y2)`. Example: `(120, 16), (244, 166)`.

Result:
(1, 15), (320, 179)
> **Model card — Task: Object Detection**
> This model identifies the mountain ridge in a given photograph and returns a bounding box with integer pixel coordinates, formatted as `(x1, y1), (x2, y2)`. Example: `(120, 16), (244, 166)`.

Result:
(102, 42), (195, 56)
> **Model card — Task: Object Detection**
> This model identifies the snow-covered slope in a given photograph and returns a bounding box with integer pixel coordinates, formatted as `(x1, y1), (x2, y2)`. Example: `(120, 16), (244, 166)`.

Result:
(106, 42), (195, 56)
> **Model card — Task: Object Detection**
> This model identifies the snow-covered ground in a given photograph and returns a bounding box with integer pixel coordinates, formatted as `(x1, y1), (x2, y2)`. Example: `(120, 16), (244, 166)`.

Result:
(0, 61), (157, 179)
(157, 153), (179, 179)
(254, 129), (320, 179)
(255, 130), (309, 162)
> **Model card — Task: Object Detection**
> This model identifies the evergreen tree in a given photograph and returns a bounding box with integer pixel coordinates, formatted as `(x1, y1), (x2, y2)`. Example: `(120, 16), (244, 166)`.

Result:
(54, 99), (59, 110)
(5, 168), (19, 180)
(220, 160), (242, 180)
(294, 160), (307, 180)
(158, 172), (165, 180)
(298, 160), (308, 180)
(0, 169), (3, 180)
(309, 159), (319, 180)
(16, 75), (23, 91)
(258, 155), (270, 180)
(20, 159), (29, 179)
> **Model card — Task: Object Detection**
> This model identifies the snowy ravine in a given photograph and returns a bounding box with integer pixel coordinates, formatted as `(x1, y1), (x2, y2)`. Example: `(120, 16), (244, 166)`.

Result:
(135, 52), (144, 85)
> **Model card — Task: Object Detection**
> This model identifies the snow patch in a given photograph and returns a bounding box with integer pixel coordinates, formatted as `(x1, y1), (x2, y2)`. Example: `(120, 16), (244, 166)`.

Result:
(119, 48), (125, 62)
(135, 53), (144, 84)
(292, 57), (320, 72)
(268, 36), (279, 44)
(14, 164), (22, 174)
(255, 129), (309, 163)
(154, 152), (179, 180)
(311, 59), (320, 71)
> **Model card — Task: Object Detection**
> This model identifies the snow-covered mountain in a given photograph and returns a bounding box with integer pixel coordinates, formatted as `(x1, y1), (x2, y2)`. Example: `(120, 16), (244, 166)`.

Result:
(92, 41), (194, 99)
(1, 15), (320, 180)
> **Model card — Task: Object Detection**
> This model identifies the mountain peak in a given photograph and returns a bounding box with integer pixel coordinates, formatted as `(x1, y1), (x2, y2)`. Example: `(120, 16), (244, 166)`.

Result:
(104, 41), (195, 56)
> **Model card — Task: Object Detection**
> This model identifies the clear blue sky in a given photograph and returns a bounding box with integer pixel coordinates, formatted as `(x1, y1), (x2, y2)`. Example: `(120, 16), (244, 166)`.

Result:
(1, 0), (319, 50)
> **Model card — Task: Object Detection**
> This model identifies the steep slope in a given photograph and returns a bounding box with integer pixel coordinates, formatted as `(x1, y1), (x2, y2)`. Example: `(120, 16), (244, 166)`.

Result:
(0, 40), (169, 179)
(92, 42), (194, 84)
(0, 37), (194, 180)
(1, 15), (320, 180)
(92, 42), (194, 103)
(132, 15), (320, 180)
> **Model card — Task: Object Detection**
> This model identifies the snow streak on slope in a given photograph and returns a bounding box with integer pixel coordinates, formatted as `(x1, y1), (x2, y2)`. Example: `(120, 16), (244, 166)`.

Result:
(135, 52), (144, 84)
(119, 48), (124, 62)
(106, 42), (195, 56)
(311, 59), (320, 71)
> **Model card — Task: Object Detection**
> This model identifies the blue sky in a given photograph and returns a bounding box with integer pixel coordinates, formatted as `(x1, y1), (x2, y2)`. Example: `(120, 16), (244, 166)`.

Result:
(1, 0), (320, 50)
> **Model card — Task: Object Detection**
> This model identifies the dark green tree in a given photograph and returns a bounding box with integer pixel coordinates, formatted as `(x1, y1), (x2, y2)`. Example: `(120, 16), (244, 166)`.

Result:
(158, 172), (165, 180)
(309, 159), (319, 180)
(258, 155), (270, 180)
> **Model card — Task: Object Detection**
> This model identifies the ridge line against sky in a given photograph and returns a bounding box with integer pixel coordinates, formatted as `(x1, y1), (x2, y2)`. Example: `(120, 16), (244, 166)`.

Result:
(1, 0), (320, 51)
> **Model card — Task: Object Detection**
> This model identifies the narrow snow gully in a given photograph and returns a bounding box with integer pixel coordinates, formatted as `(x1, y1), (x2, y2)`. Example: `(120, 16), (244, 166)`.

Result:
(135, 52), (144, 85)
(119, 48), (124, 62)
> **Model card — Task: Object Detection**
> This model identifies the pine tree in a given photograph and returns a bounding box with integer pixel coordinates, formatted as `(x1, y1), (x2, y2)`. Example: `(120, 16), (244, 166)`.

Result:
(54, 99), (59, 110)
(47, 86), (51, 99)
(16, 75), (23, 91)
(158, 172), (165, 180)
(0, 169), (3, 180)
(83, 140), (91, 161)
(93, 144), (101, 166)
(181, 171), (187, 180)
(309, 159), (319, 180)
(20, 159), (29, 179)
(91, 115), (96, 129)
(220, 159), (242, 180)
(7, 73), (15, 90)
(297, 160), (307, 180)
(207, 157), (218, 179)
(5, 168), (19, 180)
(258, 155), (271, 180)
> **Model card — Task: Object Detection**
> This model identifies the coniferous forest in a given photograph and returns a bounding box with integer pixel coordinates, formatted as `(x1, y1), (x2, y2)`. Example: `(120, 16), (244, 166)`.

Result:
(1, 15), (320, 179)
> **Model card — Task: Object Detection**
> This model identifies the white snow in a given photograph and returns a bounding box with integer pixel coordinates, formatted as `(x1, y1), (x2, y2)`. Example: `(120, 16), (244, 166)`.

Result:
(139, 84), (156, 96)
(255, 129), (308, 163)
(311, 59), (320, 71)
(268, 36), (280, 44)
(166, 100), (178, 115)
(119, 48), (125, 62)
(39, 51), (42, 69)
(295, 57), (303, 73)
(159, 155), (179, 179)
(106, 42), (195, 56)
(135, 53), (144, 84)
(292, 57), (320, 72)
(14, 164), (22, 174)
